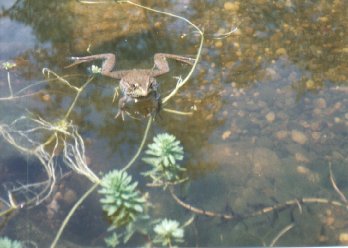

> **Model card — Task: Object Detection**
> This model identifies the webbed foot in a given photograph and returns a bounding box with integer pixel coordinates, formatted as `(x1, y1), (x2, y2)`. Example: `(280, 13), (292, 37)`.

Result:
(114, 109), (125, 121)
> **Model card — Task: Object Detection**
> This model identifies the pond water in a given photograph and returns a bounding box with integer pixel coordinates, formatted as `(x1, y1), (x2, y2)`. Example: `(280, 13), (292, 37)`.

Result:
(1, 0), (348, 247)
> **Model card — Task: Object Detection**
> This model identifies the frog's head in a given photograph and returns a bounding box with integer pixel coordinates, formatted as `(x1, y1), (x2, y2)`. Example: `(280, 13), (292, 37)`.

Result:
(122, 75), (158, 98)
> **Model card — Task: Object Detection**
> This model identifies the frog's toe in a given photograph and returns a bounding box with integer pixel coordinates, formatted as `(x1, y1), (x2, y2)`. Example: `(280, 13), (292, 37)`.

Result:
(181, 56), (196, 65)
(65, 57), (87, 68)
(114, 110), (125, 121)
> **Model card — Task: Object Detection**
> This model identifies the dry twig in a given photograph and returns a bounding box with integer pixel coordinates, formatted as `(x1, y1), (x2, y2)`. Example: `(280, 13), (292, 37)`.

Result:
(169, 187), (348, 221)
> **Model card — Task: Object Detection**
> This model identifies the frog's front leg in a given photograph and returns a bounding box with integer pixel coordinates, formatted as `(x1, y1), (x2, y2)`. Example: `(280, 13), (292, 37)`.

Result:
(66, 53), (127, 79)
(114, 95), (129, 120)
(152, 53), (196, 77)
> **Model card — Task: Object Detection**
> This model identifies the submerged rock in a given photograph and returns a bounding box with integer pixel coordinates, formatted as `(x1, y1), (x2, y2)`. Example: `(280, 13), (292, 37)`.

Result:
(265, 111), (275, 123)
(339, 233), (348, 245)
(315, 98), (327, 109)
(291, 130), (308, 145)
(251, 147), (281, 177)
(275, 130), (288, 140)
(295, 152), (310, 163)
(311, 132), (321, 142)
(224, 2), (240, 11)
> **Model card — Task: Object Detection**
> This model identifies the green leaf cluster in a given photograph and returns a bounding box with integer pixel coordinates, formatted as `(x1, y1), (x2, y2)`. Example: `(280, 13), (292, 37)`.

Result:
(153, 219), (184, 246)
(99, 170), (145, 228)
(1, 62), (16, 70)
(90, 64), (102, 74)
(104, 232), (119, 248)
(142, 133), (185, 183)
(0, 237), (22, 248)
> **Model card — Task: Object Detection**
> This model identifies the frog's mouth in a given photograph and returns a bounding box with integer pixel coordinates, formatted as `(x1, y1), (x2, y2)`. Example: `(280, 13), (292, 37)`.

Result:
(129, 87), (150, 97)
(129, 84), (158, 98)
(133, 92), (158, 103)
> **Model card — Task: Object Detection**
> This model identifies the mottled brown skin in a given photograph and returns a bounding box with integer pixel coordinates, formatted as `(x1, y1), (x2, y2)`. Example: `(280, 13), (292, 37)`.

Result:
(68, 53), (194, 119)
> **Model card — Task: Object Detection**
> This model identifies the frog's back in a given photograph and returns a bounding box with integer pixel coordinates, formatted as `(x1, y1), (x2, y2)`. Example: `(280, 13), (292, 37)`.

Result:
(123, 69), (154, 83)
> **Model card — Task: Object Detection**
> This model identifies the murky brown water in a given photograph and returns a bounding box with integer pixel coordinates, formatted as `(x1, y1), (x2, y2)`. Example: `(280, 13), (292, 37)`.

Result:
(1, 0), (348, 246)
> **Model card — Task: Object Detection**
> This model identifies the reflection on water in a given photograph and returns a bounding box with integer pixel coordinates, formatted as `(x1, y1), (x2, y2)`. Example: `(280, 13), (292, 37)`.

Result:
(0, 0), (348, 246)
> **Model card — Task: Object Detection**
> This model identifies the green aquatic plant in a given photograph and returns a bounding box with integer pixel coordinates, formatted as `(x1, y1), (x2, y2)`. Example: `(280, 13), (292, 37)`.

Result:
(90, 64), (102, 74)
(153, 219), (184, 247)
(1, 61), (16, 70)
(104, 232), (120, 248)
(99, 170), (145, 228)
(0, 237), (23, 248)
(142, 133), (185, 184)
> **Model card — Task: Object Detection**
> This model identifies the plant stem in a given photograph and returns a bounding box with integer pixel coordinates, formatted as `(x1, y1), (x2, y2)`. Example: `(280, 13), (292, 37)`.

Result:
(162, 108), (193, 116)
(0, 206), (17, 218)
(63, 76), (95, 120)
(7, 71), (13, 97)
(121, 117), (152, 172)
(50, 182), (99, 248)
(269, 223), (294, 247)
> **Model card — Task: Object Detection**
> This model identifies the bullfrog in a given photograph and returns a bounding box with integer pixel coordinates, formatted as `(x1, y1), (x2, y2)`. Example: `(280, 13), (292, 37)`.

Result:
(68, 53), (194, 119)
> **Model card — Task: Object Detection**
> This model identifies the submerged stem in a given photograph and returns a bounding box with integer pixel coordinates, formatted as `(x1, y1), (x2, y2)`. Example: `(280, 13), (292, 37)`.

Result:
(63, 76), (95, 120)
(0, 206), (17, 218)
(50, 182), (99, 248)
(7, 71), (13, 97)
(121, 116), (152, 172)
(162, 108), (193, 116)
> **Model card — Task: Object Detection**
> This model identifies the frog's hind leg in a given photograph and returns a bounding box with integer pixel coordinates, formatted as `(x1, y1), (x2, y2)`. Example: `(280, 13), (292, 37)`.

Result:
(165, 54), (196, 66)
(152, 53), (196, 77)
(65, 53), (116, 72)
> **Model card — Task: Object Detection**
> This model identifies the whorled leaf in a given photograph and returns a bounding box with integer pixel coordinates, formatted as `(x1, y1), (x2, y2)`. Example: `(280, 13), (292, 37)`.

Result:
(99, 170), (145, 228)
(0, 237), (23, 248)
(142, 133), (186, 184)
(153, 219), (184, 246)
